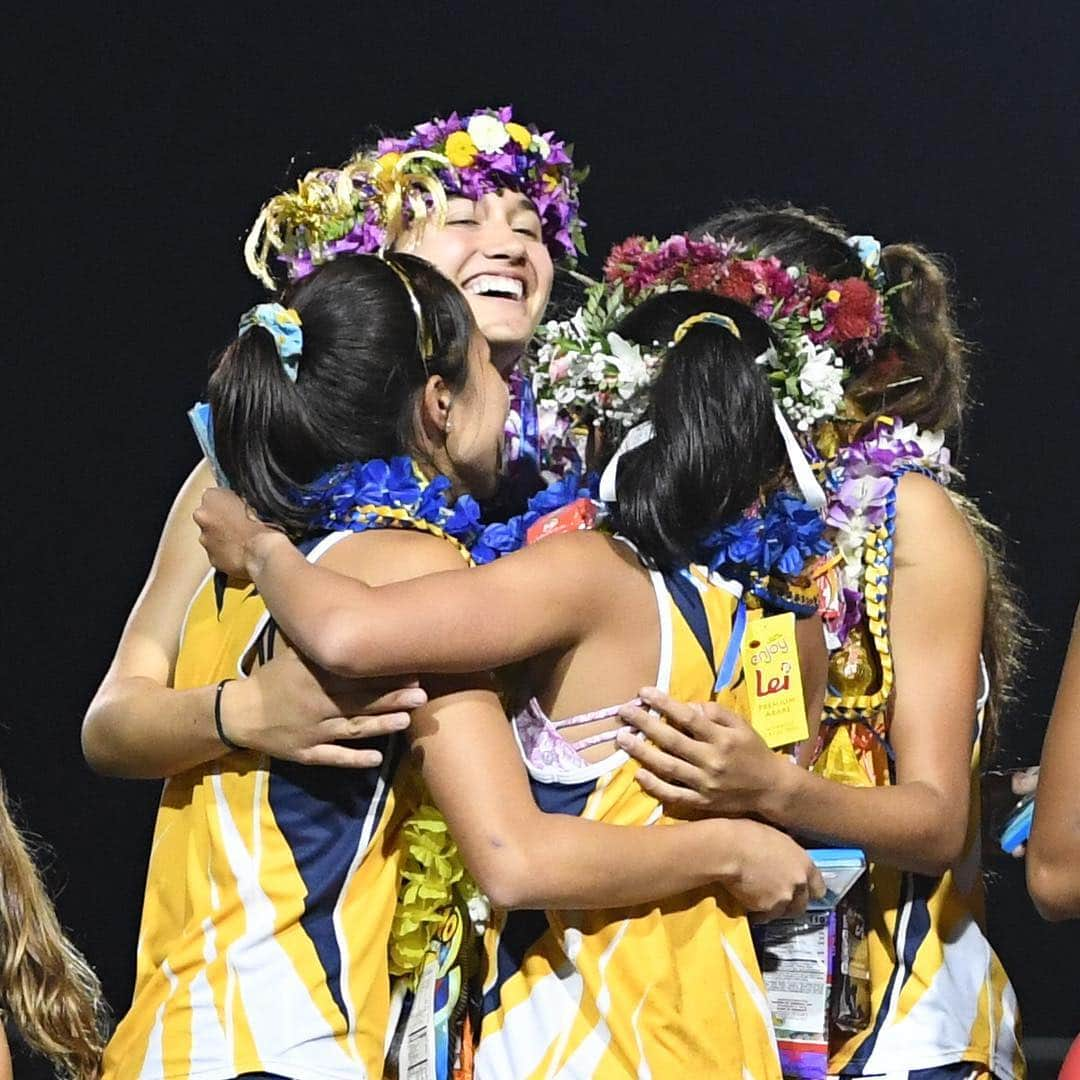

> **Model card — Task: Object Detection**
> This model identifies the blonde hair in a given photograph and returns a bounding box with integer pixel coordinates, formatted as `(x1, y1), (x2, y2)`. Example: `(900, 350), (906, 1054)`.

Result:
(0, 774), (108, 1078)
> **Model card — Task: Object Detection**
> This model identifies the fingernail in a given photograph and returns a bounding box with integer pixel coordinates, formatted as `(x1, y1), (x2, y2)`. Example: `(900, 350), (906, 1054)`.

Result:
(390, 714), (411, 731)
(401, 689), (428, 708)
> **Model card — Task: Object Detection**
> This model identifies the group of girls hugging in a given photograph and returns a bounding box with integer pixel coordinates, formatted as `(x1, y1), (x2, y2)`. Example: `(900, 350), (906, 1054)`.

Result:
(9, 101), (1066, 1080)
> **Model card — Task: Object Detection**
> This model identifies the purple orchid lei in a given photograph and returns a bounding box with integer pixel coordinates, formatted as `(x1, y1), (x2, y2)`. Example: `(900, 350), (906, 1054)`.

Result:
(822, 418), (953, 642)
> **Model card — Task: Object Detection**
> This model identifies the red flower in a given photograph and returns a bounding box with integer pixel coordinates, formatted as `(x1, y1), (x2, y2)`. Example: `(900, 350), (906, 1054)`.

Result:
(831, 278), (882, 343)
(603, 236), (649, 288)
(716, 261), (759, 303)
(685, 263), (721, 291)
(806, 271), (832, 302)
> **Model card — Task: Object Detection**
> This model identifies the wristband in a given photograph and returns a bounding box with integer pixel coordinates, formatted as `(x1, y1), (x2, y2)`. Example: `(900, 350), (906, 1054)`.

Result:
(214, 678), (244, 752)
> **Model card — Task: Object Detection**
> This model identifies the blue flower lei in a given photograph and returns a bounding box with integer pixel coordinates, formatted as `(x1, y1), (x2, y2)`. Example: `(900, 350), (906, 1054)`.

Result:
(695, 491), (831, 608)
(296, 456), (593, 565)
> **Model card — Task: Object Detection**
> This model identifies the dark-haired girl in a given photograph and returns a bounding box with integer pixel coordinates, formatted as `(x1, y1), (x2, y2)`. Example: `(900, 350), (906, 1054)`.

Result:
(110, 256), (820, 1080)
(82, 107), (571, 781)
(194, 285), (828, 1079)
(610, 208), (1025, 1080)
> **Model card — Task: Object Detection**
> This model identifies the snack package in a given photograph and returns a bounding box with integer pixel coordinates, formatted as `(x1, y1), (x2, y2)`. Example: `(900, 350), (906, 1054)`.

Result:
(753, 849), (869, 1079)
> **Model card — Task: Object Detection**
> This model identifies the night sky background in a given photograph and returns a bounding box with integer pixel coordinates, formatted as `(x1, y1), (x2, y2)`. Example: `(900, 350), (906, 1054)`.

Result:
(6, 4), (1079, 1076)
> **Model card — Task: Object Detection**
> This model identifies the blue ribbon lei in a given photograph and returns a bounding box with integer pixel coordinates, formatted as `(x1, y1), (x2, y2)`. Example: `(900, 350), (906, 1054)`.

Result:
(295, 456), (592, 565)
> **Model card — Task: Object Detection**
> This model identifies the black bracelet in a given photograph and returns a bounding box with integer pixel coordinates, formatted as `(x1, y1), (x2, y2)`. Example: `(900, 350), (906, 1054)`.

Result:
(214, 678), (244, 753)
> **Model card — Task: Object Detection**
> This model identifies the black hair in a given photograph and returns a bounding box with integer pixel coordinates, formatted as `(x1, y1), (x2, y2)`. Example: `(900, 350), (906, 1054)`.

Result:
(610, 291), (786, 571)
(209, 253), (475, 536)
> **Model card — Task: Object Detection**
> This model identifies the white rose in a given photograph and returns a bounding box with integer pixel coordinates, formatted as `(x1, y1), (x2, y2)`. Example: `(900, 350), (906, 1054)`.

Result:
(466, 115), (509, 153)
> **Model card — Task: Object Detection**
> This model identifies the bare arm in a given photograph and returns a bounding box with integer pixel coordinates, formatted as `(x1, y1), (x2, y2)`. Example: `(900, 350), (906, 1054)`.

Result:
(0, 1024), (11, 1080)
(82, 460), (228, 776)
(620, 475), (983, 876)
(83, 462), (419, 778)
(1027, 605), (1080, 920)
(311, 529), (824, 915)
(197, 486), (615, 677)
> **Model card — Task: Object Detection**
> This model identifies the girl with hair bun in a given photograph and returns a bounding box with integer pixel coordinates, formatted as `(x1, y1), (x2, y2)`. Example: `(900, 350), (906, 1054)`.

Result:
(0, 773), (109, 1080)
(194, 288), (832, 1079)
(608, 207), (1025, 1079)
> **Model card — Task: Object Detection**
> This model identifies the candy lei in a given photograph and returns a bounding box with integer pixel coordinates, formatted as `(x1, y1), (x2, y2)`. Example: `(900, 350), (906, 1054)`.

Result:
(819, 416), (953, 726)
(296, 455), (588, 985)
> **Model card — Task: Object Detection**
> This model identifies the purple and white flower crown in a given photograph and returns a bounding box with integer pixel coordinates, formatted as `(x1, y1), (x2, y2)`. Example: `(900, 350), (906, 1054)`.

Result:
(245, 106), (586, 288)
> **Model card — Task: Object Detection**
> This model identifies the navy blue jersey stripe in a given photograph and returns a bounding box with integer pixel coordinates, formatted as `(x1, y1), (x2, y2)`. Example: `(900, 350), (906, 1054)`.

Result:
(845, 872), (936, 1073)
(266, 735), (402, 1027)
(529, 775), (598, 817)
(480, 908), (550, 1020)
(663, 570), (716, 676)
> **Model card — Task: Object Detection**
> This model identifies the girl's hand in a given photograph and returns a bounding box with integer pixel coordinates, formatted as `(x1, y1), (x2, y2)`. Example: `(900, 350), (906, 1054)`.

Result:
(719, 819), (826, 920)
(225, 647), (426, 767)
(194, 487), (278, 578)
(616, 687), (791, 819)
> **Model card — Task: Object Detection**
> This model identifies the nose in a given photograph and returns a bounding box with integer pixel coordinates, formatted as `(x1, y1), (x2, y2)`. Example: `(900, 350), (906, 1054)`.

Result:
(480, 218), (527, 264)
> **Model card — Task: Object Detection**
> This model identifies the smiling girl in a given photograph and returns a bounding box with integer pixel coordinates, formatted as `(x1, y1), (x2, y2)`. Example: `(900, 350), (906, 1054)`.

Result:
(82, 107), (580, 781)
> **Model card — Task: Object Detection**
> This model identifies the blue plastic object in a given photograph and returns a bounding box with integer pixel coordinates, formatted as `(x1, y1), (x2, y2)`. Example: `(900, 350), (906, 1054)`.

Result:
(999, 794), (1035, 855)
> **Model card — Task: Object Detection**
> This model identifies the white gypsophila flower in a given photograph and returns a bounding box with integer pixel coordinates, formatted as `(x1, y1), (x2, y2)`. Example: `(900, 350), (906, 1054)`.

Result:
(586, 355), (609, 383)
(554, 383), (578, 406)
(466, 115), (509, 153)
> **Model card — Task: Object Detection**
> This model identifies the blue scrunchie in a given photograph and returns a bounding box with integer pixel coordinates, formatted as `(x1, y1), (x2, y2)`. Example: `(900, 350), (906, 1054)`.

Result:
(238, 302), (304, 381)
(846, 234), (886, 289)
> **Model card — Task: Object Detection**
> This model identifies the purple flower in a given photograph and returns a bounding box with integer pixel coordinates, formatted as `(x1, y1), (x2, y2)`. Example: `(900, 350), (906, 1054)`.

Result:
(825, 475), (893, 532)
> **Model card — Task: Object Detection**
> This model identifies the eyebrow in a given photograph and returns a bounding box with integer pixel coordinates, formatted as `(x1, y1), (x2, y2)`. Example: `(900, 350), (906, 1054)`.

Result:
(506, 194), (541, 217)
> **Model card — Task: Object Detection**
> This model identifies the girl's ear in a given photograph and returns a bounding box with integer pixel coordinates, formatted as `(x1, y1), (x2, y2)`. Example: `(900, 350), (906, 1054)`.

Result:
(420, 374), (454, 438)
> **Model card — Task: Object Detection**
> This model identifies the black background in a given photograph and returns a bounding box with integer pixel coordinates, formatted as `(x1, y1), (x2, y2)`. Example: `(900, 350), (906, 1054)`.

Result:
(5, 4), (1079, 1076)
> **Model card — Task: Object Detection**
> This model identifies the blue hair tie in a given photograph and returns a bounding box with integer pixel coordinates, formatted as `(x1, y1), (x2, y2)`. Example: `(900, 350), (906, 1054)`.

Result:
(847, 234), (886, 289)
(238, 302), (304, 382)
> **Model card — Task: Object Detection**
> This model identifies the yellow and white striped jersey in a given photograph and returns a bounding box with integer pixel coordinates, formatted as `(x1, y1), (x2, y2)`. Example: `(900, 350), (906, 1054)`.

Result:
(817, 680), (1024, 1079)
(476, 555), (782, 1080)
(103, 532), (416, 1080)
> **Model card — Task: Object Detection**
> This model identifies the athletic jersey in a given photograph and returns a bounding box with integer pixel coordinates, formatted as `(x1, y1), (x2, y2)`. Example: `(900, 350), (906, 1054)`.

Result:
(815, 465), (1024, 1079)
(103, 532), (420, 1080)
(475, 551), (782, 1080)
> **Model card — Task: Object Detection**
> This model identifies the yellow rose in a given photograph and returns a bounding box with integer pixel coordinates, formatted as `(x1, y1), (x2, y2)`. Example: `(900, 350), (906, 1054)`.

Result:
(505, 122), (533, 150)
(445, 131), (478, 167)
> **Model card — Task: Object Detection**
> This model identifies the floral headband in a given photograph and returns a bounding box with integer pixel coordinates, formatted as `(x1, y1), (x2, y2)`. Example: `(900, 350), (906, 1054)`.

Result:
(601, 232), (891, 432)
(245, 106), (586, 288)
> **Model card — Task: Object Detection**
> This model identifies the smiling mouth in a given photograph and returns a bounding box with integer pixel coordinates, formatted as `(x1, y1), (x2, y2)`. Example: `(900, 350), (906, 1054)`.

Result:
(465, 274), (526, 302)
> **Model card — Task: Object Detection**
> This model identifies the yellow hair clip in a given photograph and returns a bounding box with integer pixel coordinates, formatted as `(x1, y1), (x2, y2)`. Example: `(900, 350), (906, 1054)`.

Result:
(672, 311), (741, 345)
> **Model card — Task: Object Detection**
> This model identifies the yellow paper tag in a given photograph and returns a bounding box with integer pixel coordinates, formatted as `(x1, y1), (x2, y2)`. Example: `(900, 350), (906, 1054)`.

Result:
(740, 612), (809, 748)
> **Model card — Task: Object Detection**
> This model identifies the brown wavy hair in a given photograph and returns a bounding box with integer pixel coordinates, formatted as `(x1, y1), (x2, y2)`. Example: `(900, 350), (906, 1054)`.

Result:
(695, 204), (1025, 748)
(0, 774), (109, 1078)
